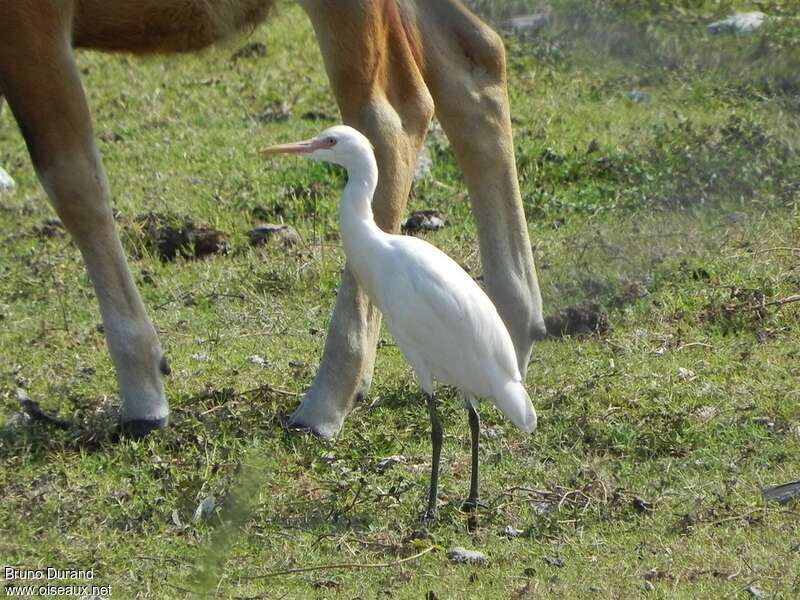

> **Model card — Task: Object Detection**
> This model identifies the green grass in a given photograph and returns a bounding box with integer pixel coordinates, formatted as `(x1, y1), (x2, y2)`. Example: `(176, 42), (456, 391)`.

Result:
(2, 1), (799, 598)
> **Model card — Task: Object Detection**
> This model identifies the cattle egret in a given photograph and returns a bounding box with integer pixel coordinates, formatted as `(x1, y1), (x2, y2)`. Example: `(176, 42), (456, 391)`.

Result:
(262, 125), (537, 518)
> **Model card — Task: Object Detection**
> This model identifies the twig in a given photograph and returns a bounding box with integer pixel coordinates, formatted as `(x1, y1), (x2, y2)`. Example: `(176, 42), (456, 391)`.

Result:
(137, 555), (192, 567)
(432, 180), (456, 192)
(767, 294), (800, 308)
(199, 400), (242, 416)
(730, 294), (800, 313)
(239, 384), (301, 398)
(163, 581), (203, 596)
(726, 246), (800, 258)
(155, 291), (244, 310)
(239, 545), (435, 580)
(165, 579), (285, 600)
(342, 478), (366, 516)
(676, 342), (714, 351)
(164, 581), (276, 600)
(692, 509), (764, 529)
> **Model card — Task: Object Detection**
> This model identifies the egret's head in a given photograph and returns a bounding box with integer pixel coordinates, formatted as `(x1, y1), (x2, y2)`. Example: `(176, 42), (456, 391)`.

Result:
(260, 125), (373, 171)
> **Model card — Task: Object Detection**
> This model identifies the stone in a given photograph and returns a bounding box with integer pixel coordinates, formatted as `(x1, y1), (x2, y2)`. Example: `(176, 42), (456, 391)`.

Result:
(447, 547), (487, 564)
(503, 13), (552, 37)
(192, 495), (216, 523)
(0, 166), (15, 192)
(248, 223), (302, 248)
(707, 12), (766, 35)
(402, 210), (446, 234)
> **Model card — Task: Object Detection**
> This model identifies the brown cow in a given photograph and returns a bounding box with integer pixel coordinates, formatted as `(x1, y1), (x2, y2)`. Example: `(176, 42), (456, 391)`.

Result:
(0, 0), (545, 437)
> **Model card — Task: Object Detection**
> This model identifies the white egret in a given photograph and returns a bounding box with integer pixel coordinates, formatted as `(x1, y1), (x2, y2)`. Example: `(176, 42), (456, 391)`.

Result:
(262, 125), (537, 518)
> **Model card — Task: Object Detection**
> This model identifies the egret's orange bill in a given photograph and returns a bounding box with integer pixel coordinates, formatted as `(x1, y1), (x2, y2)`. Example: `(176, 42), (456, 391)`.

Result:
(260, 138), (322, 156)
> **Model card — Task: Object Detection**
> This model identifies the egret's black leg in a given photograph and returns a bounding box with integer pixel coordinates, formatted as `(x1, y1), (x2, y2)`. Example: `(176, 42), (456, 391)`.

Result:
(462, 403), (484, 512)
(425, 393), (443, 520)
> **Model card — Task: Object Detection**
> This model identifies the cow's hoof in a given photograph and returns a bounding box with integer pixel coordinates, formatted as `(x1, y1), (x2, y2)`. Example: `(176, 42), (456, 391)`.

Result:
(119, 416), (168, 438)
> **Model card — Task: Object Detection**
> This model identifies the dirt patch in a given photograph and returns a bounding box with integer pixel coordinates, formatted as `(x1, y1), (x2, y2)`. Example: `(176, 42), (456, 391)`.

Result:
(31, 218), (66, 239)
(255, 102), (290, 123)
(130, 212), (229, 261)
(544, 301), (610, 338)
(98, 129), (123, 143)
(231, 41), (267, 61)
(301, 110), (336, 121)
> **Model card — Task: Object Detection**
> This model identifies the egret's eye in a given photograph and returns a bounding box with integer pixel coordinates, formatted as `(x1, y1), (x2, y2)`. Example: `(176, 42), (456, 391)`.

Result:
(325, 136), (337, 147)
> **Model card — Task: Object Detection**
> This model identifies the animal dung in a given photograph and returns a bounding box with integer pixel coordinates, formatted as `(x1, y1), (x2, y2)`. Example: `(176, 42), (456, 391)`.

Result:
(231, 41), (267, 60)
(130, 212), (229, 261)
(31, 218), (66, 239)
(191, 225), (230, 258)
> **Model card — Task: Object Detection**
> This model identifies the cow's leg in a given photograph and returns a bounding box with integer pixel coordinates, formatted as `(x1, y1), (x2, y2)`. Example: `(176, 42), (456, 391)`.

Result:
(0, 6), (169, 435)
(410, 0), (546, 374)
(0, 96), (16, 192)
(291, 0), (434, 437)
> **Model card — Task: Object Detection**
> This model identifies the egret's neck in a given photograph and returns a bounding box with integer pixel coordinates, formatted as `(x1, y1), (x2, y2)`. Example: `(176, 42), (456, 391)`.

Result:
(337, 150), (385, 294)
(339, 152), (380, 238)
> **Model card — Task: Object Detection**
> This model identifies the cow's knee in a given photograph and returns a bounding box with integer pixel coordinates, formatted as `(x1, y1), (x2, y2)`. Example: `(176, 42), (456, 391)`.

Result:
(458, 20), (507, 84)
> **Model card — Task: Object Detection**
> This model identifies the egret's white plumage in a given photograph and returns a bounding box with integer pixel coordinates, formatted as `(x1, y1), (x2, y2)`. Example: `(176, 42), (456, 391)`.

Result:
(263, 125), (537, 516)
(369, 236), (535, 431)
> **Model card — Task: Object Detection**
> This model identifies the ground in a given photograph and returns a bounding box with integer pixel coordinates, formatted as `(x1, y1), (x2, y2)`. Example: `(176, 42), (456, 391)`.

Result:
(1, 1), (799, 598)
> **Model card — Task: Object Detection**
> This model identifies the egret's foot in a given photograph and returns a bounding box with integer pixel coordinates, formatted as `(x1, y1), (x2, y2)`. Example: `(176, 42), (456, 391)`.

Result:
(461, 497), (488, 513)
(119, 416), (168, 438)
(422, 508), (438, 525)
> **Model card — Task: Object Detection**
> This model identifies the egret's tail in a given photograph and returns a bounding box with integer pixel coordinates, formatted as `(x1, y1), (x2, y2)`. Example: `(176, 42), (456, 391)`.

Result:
(493, 380), (537, 433)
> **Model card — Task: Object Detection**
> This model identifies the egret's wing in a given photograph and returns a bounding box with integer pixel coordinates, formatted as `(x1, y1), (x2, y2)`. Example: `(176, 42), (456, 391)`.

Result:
(375, 236), (520, 396)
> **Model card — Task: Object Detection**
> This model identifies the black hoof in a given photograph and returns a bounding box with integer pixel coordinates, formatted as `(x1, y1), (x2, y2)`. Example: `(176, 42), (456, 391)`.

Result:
(119, 416), (168, 438)
(285, 415), (336, 440)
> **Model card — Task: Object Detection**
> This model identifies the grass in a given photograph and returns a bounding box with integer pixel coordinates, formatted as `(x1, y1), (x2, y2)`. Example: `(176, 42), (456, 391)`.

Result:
(1, 1), (799, 598)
